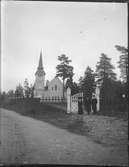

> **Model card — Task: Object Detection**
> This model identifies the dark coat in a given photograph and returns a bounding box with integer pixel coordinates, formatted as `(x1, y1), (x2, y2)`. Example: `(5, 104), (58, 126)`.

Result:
(85, 98), (91, 107)
(91, 98), (97, 106)
(91, 98), (97, 113)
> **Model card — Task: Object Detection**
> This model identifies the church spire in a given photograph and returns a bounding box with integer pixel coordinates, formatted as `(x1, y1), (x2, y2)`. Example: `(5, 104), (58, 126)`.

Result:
(38, 49), (43, 69)
(35, 49), (45, 76)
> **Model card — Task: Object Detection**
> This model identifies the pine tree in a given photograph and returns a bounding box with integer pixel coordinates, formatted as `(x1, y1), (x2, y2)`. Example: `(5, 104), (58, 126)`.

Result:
(7, 90), (15, 98)
(115, 45), (128, 83)
(24, 78), (30, 98)
(30, 84), (34, 98)
(78, 76), (84, 91)
(15, 84), (24, 98)
(79, 66), (95, 109)
(56, 54), (74, 99)
(96, 53), (117, 109)
(115, 45), (128, 101)
(96, 53), (116, 81)
(82, 66), (95, 98)
(66, 77), (79, 95)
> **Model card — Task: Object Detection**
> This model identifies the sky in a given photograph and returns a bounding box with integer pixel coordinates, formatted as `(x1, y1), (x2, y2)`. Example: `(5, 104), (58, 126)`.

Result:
(1, 1), (128, 92)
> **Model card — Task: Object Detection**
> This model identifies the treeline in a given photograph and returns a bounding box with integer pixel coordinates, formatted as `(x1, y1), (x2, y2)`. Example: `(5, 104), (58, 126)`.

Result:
(55, 45), (128, 112)
(0, 78), (34, 101)
(0, 45), (128, 112)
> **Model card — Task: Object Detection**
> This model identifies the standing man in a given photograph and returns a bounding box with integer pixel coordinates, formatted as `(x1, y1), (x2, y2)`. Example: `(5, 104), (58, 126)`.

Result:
(91, 94), (97, 114)
(85, 97), (91, 115)
(78, 97), (83, 114)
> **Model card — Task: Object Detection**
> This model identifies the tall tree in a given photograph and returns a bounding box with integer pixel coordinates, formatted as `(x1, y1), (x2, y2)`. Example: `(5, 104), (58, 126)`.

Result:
(30, 84), (34, 98)
(82, 66), (95, 97)
(24, 78), (30, 98)
(115, 45), (128, 101)
(115, 45), (128, 83)
(96, 53), (116, 82)
(65, 76), (73, 89)
(79, 66), (95, 109)
(7, 90), (15, 98)
(0, 91), (7, 104)
(56, 54), (74, 98)
(66, 77), (79, 95)
(96, 53), (117, 109)
(78, 76), (84, 91)
(15, 84), (24, 98)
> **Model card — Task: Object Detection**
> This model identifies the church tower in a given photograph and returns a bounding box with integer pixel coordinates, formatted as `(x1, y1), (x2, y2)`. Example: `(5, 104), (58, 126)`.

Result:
(34, 50), (45, 98)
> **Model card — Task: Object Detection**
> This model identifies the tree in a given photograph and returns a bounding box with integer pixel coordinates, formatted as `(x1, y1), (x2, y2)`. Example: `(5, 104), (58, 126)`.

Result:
(15, 84), (24, 98)
(56, 54), (74, 98)
(96, 53), (117, 109)
(78, 76), (84, 91)
(96, 53), (116, 81)
(7, 90), (15, 98)
(113, 80), (127, 111)
(0, 91), (7, 104)
(115, 45), (128, 83)
(79, 66), (95, 109)
(30, 84), (34, 98)
(66, 77), (79, 95)
(65, 76), (73, 89)
(82, 66), (95, 97)
(115, 45), (128, 100)
(24, 78), (30, 98)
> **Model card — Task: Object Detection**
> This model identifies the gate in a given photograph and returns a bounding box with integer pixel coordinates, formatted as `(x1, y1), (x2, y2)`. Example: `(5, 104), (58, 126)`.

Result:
(67, 85), (100, 114)
(71, 92), (83, 114)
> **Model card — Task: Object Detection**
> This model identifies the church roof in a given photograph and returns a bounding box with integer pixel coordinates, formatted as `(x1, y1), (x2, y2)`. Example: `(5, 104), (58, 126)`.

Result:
(35, 50), (45, 76)
(50, 76), (63, 85)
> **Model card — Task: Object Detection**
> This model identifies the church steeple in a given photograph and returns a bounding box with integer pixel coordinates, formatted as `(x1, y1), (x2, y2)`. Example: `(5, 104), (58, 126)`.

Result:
(35, 49), (45, 76)
(38, 50), (43, 69)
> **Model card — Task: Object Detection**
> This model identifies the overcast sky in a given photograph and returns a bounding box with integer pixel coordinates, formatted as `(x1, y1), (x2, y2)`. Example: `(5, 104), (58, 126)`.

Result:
(1, 1), (127, 92)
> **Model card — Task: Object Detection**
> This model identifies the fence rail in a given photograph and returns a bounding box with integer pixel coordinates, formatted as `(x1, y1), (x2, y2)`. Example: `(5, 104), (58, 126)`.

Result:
(40, 97), (66, 103)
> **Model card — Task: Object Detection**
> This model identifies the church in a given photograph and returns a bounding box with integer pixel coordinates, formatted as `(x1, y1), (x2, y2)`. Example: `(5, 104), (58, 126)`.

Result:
(34, 51), (65, 102)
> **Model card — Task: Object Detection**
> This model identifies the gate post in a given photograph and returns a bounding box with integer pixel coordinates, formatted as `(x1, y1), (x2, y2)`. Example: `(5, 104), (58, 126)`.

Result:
(67, 87), (71, 114)
(96, 84), (100, 112)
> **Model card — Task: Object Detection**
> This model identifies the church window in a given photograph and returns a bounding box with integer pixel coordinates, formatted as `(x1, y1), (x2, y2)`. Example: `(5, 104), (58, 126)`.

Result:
(52, 87), (53, 91)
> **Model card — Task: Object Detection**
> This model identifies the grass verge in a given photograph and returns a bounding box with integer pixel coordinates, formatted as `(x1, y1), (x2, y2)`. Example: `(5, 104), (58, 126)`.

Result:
(1, 99), (128, 147)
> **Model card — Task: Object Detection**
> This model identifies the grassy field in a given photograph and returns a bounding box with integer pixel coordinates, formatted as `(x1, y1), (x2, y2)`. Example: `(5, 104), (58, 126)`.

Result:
(1, 98), (128, 147)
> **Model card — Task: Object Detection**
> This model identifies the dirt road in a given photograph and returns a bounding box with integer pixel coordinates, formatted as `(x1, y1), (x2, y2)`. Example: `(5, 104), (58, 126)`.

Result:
(0, 108), (128, 165)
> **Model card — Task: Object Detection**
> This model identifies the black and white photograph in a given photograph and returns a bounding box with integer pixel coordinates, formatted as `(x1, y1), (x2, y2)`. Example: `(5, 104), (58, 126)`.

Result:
(0, 1), (128, 166)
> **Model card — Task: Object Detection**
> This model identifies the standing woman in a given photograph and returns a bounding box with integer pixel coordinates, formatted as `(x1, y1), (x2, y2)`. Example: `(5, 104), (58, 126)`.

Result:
(91, 94), (97, 114)
(85, 97), (91, 115)
(78, 97), (83, 114)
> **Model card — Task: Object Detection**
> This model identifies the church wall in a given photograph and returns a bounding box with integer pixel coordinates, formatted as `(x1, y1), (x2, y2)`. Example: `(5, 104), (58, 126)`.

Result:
(34, 89), (44, 98)
(35, 75), (45, 90)
(34, 74), (45, 98)
(48, 78), (63, 92)
(43, 78), (63, 99)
